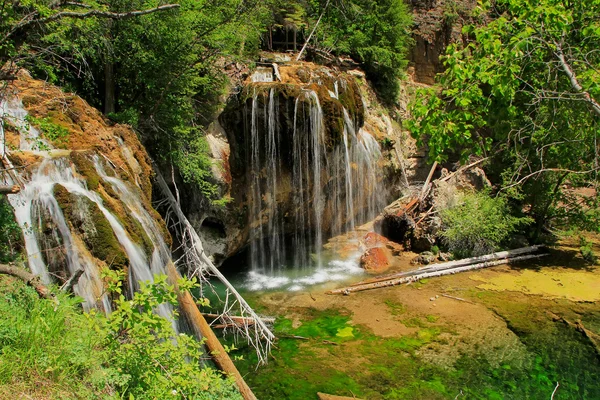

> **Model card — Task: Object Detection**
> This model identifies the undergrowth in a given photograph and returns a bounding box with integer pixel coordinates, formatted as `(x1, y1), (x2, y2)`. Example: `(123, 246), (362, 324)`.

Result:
(0, 273), (242, 399)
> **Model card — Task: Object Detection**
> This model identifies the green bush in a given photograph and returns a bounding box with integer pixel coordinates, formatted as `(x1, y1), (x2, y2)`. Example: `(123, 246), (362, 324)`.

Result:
(440, 192), (531, 258)
(0, 197), (21, 263)
(579, 236), (597, 264)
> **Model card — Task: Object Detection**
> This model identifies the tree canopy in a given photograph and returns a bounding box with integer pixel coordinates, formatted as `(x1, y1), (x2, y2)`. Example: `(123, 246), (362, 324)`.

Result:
(408, 0), (600, 234)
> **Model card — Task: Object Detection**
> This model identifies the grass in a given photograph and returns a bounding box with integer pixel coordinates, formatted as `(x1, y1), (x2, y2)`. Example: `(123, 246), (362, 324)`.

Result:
(0, 276), (105, 398)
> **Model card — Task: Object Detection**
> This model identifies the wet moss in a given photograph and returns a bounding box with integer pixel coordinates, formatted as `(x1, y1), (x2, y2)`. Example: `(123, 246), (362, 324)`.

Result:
(70, 151), (100, 190)
(97, 187), (154, 256)
(53, 184), (128, 269)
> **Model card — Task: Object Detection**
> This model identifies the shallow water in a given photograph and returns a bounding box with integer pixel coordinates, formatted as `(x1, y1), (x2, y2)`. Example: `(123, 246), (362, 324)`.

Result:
(222, 244), (367, 293)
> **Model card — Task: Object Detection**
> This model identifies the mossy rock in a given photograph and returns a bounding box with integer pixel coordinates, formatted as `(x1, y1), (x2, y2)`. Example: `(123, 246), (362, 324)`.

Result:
(97, 186), (155, 257)
(70, 151), (100, 190)
(53, 184), (128, 269)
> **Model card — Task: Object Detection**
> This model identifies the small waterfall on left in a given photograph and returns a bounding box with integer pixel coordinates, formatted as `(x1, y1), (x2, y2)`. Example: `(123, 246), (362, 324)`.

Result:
(1, 97), (172, 319)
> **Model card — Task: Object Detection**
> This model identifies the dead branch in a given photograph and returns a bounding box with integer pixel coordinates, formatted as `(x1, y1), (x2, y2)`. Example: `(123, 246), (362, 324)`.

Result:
(0, 184), (20, 194)
(0, 263), (51, 299)
(441, 294), (475, 304)
(419, 161), (438, 202)
(551, 382), (560, 400)
(296, 0), (331, 61)
(440, 157), (489, 182)
(554, 42), (600, 117)
(60, 268), (84, 292)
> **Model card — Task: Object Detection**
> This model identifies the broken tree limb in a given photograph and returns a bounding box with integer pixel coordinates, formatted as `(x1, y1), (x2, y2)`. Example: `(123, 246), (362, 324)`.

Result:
(296, 0), (331, 61)
(60, 268), (84, 292)
(440, 157), (489, 183)
(0, 184), (20, 194)
(327, 253), (549, 295)
(353, 245), (544, 287)
(0, 263), (51, 299)
(272, 63), (282, 82)
(441, 294), (474, 304)
(166, 263), (257, 400)
(153, 164), (274, 365)
(419, 161), (438, 201)
(203, 313), (275, 326)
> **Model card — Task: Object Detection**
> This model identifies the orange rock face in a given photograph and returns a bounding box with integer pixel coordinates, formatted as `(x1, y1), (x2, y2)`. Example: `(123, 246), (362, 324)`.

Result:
(364, 231), (389, 248)
(360, 247), (390, 274)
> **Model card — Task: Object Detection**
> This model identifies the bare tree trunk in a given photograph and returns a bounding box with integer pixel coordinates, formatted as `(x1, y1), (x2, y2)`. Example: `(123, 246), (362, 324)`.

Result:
(0, 185), (20, 194)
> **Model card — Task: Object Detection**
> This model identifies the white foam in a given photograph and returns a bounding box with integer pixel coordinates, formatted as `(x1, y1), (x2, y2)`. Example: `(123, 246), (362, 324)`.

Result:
(242, 256), (365, 292)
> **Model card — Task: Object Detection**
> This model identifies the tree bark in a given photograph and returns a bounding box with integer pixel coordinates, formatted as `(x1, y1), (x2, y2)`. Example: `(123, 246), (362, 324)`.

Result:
(0, 264), (51, 299)
(104, 60), (115, 115)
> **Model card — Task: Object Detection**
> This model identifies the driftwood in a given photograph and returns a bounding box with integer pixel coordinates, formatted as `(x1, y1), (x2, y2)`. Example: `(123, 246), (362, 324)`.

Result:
(0, 184), (20, 194)
(353, 245), (544, 287)
(441, 294), (474, 304)
(166, 263), (257, 400)
(326, 253), (549, 295)
(0, 263), (51, 299)
(203, 313), (275, 326)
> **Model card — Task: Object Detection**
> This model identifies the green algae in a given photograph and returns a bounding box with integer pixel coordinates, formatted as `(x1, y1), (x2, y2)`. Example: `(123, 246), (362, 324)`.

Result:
(232, 289), (600, 400)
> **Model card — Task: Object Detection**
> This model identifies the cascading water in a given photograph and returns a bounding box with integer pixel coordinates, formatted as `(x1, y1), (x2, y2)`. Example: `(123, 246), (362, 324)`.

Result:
(242, 79), (386, 291)
(2, 99), (173, 319)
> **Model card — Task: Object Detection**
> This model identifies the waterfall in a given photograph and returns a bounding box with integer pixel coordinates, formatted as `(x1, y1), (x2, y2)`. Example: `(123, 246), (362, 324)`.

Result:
(2, 98), (174, 319)
(246, 83), (385, 277)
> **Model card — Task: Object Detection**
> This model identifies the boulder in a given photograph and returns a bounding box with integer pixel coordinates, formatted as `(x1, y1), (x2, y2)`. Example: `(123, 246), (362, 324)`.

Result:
(360, 247), (391, 274)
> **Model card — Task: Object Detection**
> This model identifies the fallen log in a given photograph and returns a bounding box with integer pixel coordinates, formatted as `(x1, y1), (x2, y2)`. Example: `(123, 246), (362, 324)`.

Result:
(0, 184), (20, 194)
(326, 253), (549, 295)
(166, 263), (257, 400)
(352, 245), (544, 287)
(0, 263), (51, 299)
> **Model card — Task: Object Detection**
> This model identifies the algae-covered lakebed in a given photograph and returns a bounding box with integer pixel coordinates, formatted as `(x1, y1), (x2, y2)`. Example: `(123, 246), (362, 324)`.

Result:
(229, 240), (600, 399)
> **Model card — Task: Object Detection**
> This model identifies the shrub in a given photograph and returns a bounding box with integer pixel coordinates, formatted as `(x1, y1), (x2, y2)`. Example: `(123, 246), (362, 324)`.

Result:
(579, 236), (597, 264)
(440, 191), (531, 258)
(0, 197), (22, 262)
(0, 272), (242, 399)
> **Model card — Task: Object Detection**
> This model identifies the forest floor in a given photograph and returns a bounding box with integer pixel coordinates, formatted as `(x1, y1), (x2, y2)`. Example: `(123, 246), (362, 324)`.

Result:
(232, 233), (600, 399)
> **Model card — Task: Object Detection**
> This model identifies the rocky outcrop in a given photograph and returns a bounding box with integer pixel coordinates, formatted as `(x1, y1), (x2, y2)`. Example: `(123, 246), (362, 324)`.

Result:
(3, 71), (172, 309)
(191, 61), (408, 265)
(408, 0), (478, 84)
